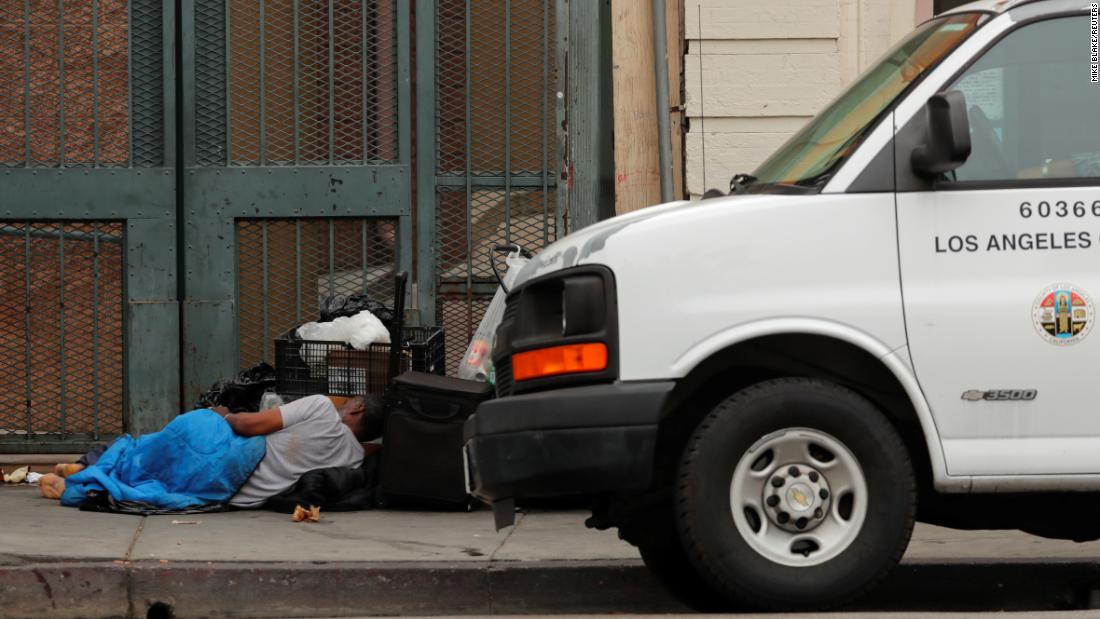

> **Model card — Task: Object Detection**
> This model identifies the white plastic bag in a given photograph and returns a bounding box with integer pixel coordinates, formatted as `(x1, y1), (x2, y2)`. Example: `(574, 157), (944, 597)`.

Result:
(259, 391), (286, 411)
(458, 250), (529, 381)
(296, 309), (391, 368)
(296, 310), (391, 347)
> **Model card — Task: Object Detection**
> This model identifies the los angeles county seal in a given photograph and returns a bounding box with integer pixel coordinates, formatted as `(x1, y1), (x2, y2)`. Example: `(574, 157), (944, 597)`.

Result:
(1033, 283), (1094, 346)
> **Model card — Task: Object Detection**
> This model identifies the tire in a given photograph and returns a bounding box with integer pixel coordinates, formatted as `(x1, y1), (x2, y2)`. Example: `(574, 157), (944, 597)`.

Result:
(635, 508), (729, 611)
(675, 377), (915, 611)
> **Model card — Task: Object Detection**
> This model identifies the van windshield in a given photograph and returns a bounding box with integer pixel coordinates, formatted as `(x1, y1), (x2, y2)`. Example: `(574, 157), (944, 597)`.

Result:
(747, 12), (983, 192)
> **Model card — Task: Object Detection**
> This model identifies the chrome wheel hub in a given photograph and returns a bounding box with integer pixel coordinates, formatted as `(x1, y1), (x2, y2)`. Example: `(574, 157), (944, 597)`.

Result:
(730, 428), (868, 567)
(765, 463), (831, 533)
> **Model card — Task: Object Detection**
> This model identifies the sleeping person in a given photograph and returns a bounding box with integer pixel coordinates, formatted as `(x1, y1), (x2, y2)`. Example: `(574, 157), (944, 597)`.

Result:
(39, 394), (383, 511)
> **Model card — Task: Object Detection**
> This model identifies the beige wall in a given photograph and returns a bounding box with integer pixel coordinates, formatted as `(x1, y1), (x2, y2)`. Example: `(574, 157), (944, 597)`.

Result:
(684, 0), (919, 196)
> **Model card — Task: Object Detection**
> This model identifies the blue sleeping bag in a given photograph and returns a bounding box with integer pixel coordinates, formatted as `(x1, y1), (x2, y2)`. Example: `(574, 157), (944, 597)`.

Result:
(61, 409), (266, 510)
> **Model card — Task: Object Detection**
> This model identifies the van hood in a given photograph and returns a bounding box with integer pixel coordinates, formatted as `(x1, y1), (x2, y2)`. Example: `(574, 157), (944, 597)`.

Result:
(512, 193), (788, 286)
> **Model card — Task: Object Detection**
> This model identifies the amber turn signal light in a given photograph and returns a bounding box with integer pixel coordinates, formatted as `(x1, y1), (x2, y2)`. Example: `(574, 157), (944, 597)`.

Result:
(512, 343), (608, 381)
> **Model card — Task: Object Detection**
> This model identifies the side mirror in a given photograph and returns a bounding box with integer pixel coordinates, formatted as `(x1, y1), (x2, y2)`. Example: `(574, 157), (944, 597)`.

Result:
(911, 90), (971, 177)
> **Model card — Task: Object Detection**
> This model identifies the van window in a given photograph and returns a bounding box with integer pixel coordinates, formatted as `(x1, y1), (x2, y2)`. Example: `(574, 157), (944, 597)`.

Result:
(748, 12), (982, 192)
(950, 16), (1099, 182)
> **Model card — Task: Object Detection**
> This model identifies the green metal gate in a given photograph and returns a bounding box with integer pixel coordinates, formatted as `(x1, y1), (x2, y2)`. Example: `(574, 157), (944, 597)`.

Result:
(0, 0), (565, 449)
(416, 0), (562, 374)
(180, 0), (412, 399)
(0, 0), (178, 451)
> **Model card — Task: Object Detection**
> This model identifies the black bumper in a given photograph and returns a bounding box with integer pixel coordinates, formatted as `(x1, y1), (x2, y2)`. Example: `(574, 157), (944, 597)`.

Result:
(463, 381), (675, 502)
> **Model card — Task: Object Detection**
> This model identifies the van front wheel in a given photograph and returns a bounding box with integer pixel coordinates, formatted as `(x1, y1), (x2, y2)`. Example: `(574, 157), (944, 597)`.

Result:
(675, 378), (915, 610)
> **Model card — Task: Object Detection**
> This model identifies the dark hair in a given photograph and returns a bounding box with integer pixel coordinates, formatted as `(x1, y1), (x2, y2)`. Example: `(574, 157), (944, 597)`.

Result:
(353, 394), (385, 441)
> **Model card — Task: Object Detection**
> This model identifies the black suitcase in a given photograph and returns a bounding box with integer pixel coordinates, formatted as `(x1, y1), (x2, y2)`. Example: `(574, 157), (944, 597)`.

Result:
(379, 371), (494, 509)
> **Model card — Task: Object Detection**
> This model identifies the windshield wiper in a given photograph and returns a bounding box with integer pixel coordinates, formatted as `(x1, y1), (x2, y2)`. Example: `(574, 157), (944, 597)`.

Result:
(727, 170), (830, 195)
(729, 173), (757, 194)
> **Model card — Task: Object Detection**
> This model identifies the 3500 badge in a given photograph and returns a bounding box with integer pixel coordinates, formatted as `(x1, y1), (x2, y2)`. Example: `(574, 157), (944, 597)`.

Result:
(960, 389), (1038, 402)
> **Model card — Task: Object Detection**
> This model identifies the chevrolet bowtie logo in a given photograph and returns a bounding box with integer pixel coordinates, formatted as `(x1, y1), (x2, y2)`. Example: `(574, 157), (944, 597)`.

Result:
(961, 390), (984, 402)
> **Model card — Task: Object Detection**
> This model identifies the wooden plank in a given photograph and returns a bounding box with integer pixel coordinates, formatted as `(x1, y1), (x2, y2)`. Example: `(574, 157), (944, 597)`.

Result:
(612, 0), (686, 212)
(612, 0), (660, 215)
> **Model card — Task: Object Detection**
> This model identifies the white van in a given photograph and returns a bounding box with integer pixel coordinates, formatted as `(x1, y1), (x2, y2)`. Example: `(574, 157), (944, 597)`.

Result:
(464, 0), (1100, 610)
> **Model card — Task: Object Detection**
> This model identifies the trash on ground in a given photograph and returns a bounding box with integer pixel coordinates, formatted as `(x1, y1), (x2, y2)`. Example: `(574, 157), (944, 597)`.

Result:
(25, 472), (43, 485)
(292, 504), (322, 523)
(57, 462), (88, 476)
(3, 466), (28, 484)
(171, 519), (201, 525)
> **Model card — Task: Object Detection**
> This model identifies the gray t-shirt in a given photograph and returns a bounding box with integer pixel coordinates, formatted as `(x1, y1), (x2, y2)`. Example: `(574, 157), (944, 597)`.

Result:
(230, 395), (364, 507)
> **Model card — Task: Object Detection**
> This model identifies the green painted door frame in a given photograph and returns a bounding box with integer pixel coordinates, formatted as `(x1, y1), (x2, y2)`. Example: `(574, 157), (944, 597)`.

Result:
(0, 0), (180, 450)
(179, 0), (413, 404)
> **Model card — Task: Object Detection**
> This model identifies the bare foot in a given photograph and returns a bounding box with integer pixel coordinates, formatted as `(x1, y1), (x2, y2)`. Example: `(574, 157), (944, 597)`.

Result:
(39, 474), (65, 500)
(54, 463), (85, 478)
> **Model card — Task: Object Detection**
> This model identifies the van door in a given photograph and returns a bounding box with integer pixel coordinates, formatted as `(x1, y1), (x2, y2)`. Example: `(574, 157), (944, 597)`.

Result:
(896, 15), (1100, 476)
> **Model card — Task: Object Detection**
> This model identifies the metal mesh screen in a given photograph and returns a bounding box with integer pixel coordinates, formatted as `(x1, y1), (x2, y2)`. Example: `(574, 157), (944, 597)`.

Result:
(128, 0), (164, 167)
(194, 0), (228, 166)
(434, 0), (558, 374)
(0, 222), (125, 441)
(436, 0), (555, 176)
(196, 0), (399, 167)
(436, 187), (555, 282)
(0, 0), (164, 168)
(237, 217), (398, 369)
(435, 187), (556, 373)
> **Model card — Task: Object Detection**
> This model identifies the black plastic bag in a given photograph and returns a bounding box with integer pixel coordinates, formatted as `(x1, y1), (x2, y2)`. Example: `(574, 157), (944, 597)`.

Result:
(319, 293), (395, 327)
(194, 361), (277, 413)
(262, 454), (379, 513)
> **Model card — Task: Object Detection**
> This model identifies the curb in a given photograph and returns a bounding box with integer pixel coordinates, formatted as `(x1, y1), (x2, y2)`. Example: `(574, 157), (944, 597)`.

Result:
(3, 558), (1100, 618)
(0, 559), (687, 619)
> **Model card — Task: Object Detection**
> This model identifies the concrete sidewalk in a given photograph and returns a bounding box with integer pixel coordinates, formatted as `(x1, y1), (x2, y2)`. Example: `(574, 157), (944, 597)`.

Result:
(5, 484), (1100, 618)
(1, 485), (638, 564)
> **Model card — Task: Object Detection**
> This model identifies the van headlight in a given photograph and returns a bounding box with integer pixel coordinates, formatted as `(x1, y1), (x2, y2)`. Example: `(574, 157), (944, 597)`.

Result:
(495, 265), (618, 391)
(562, 273), (607, 336)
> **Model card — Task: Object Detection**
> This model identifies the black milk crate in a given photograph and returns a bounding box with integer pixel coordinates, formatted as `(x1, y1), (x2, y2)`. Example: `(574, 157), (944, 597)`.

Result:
(275, 325), (445, 399)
